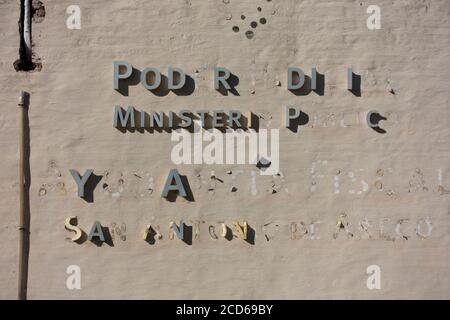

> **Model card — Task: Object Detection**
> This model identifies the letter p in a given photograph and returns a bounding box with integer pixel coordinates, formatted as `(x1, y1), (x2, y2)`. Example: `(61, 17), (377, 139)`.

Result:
(113, 61), (133, 90)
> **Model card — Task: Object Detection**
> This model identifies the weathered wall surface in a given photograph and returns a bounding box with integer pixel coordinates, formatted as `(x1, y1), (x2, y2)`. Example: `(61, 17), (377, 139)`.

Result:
(1, 0), (449, 299)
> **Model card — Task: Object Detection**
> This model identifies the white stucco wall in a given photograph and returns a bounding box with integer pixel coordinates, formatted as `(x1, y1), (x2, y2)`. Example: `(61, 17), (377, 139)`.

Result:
(0, 0), (449, 299)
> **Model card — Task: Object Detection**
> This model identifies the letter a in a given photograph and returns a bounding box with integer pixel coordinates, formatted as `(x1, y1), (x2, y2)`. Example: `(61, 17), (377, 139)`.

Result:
(66, 265), (81, 290)
(88, 221), (105, 242)
(161, 169), (187, 198)
(366, 5), (381, 30)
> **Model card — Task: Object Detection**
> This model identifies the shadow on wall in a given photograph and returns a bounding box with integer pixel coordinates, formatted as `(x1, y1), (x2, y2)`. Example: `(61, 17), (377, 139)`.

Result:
(115, 110), (260, 134)
(368, 112), (387, 134)
(216, 72), (240, 96)
(289, 72), (325, 96)
(91, 226), (114, 247)
(246, 224), (256, 245)
(144, 226), (160, 245)
(222, 224), (255, 245)
(82, 173), (103, 203)
(349, 71), (361, 97)
(19, 91), (31, 300)
(182, 223), (193, 245)
(287, 111), (309, 133)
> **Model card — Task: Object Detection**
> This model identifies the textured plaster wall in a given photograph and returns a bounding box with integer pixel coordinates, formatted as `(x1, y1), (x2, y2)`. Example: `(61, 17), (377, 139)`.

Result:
(0, 0), (449, 299)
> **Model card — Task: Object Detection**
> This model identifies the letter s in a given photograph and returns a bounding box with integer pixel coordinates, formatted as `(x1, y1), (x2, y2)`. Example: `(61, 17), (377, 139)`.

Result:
(65, 216), (83, 242)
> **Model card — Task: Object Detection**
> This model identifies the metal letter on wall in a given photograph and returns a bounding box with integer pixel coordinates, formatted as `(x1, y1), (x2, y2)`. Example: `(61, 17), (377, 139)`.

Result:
(88, 221), (105, 242)
(161, 169), (187, 198)
(69, 169), (93, 198)
(214, 67), (231, 90)
(113, 61), (132, 90)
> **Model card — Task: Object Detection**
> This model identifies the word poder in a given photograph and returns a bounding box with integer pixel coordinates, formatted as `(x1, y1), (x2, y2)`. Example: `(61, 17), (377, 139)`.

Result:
(113, 61), (362, 94)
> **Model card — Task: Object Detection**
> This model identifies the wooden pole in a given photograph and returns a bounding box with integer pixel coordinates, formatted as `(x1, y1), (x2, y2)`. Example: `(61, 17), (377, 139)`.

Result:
(18, 91), (28, 300)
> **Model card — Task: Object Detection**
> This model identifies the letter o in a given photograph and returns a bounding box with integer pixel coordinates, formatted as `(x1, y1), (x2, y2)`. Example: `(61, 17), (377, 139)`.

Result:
(141, 67), (161, 90)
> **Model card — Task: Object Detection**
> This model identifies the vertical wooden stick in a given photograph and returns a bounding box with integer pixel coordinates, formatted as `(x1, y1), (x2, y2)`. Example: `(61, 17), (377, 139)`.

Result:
(18, 91), (28, 300)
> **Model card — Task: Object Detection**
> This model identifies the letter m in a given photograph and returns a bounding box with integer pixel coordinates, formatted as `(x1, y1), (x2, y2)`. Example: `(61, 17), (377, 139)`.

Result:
(113, 105), (135, 128)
